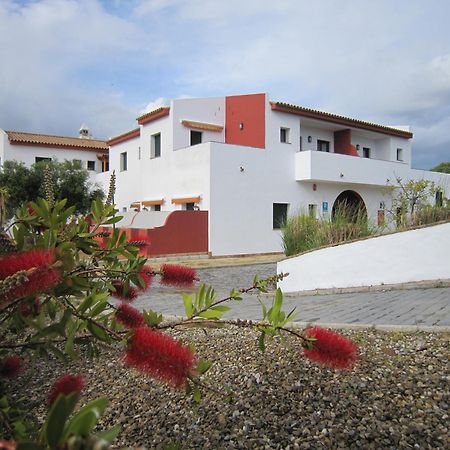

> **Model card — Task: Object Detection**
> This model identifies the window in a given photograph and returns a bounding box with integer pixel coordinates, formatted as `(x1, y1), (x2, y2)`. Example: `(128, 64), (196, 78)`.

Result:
(397, 148), (403, 161)
(122, 207), (127, 212)
(273, 203), (288, 229)
(102, 160), (109, 172)
(184, 202), (195, 211)
(280, 127), (290, 143)
(35, 157), (51, 163)
(151, 133), (161, 158)
(152, 204), (161, 212)
(435, 190), (444, 207)
(87, 160), (96, 171)
(362, 147), (370, 158)
(308, 204), (317, 218)
(120, 152), (127, 171)
(317, 140), (330, 152)
(190, 130), (202, 146)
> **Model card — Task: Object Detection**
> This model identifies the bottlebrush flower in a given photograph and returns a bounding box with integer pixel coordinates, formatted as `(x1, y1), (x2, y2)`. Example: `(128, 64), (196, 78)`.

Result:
(137, 265), (153, 291)
(115, 303), (145, 328)
(0, 250), (60, 305)
(160, 264), (197, 286)
(111, 280), (138, 302)
(48, 374), (84, 405)
(302, 327), (358, 370)
(0, 356), (23, 378)
(124, 327), (196, 388)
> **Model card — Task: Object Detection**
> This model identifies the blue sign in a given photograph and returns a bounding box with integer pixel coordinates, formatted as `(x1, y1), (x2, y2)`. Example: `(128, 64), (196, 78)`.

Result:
(322, 202), (328, 212)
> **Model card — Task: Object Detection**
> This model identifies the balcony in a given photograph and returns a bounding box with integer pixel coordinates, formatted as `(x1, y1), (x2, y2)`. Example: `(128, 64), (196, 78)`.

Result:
(295, 150), (409, 187)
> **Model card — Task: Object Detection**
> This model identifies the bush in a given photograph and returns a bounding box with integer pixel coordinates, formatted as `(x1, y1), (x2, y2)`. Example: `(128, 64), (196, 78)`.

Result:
(282, 207), (375, 257)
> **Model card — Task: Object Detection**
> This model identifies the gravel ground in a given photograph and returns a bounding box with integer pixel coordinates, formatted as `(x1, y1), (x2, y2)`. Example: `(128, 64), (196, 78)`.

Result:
(7, 327), (449, 449)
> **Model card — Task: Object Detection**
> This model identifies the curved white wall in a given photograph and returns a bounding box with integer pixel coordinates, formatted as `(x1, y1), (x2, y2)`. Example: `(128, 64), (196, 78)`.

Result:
(277, 223), (450, 292)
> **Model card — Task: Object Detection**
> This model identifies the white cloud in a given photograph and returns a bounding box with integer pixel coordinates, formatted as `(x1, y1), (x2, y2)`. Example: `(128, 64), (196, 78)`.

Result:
(1, 0), (449, 169)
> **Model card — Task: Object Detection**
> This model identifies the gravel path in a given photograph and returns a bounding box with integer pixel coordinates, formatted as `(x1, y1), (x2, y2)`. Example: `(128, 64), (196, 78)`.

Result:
(8, 327), (449, 449)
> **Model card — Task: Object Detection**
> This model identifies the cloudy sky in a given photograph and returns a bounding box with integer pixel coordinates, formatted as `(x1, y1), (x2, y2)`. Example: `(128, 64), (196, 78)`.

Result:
(1, 0), (449, 169)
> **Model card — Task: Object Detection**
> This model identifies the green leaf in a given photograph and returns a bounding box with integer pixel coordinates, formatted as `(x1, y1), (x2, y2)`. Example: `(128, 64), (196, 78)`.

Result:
(197, 305), (230, 320)
(87, 321), (110, 342)
(258, 332), (266, 352)
(193, 386), (201, 403)
(64, 397), (108, 439)
(269, 288), (283, 324)
(182, 294), (194, 318)
(96, 425), (122, 444)
(89, 299), (107, 317)
(143, 309), (163, 327)
(45, 393), (79, 447)
(196, 358), (213, 375)
(103, 216), (122, 225)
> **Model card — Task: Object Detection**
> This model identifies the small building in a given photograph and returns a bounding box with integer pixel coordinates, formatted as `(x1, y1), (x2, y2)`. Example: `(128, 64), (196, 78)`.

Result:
(0, 127), (109, 179)
(106, 93), (449, 256)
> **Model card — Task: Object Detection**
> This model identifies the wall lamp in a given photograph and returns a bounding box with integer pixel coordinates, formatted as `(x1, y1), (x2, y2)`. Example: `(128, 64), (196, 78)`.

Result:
(340, 173), (344, 178)
(239, 123), (244, 130)
(307, 136), (312, 143)
(356, 144), (360, 150)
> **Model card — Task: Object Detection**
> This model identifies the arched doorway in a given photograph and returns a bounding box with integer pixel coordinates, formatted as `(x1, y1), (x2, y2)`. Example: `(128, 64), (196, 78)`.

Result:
(332, 190), (367, 223)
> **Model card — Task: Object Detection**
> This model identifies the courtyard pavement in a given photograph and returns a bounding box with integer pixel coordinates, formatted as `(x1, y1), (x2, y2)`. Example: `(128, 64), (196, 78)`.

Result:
(133, 263), (450, 329)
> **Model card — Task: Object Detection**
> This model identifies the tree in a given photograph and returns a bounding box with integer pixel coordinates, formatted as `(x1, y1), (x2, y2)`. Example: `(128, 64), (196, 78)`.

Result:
(430, 162), (450, 174)
(0, 160), (104, 219)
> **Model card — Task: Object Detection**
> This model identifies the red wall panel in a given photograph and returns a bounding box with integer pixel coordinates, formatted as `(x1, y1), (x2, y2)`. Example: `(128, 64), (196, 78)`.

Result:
(225, 93), (266, 149)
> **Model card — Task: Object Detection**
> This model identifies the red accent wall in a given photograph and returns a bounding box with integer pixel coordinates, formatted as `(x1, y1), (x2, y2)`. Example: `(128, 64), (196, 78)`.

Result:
(225, 94), (266, 149)
(334, 129), (359, 156)
(96, 211), (208, 257)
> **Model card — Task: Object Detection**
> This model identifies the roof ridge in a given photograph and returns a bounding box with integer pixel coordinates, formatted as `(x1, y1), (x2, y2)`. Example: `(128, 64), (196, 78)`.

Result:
(6, 130), (107, 143)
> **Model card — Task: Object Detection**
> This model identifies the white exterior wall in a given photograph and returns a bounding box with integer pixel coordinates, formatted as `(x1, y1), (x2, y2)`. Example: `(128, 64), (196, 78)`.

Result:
(299, 125), (335, 152)
(278, 222), (450, 292)
(172, 97), (225, 150)
(111, 137), (142, 210)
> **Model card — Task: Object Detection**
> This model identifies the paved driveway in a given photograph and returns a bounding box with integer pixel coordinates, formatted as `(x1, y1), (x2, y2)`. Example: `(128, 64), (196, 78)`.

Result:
(134, 263), (450, 327)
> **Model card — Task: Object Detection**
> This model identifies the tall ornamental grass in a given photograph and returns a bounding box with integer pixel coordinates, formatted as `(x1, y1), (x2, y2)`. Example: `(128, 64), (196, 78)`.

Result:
(282, 205), (374, 257)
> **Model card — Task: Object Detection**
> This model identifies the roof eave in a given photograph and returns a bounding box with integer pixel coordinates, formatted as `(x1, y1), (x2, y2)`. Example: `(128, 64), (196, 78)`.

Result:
(270, 102), (413, 139)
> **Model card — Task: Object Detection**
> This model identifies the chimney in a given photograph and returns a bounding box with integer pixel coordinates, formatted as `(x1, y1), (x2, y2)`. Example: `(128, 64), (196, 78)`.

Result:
(79, 124), (91, 139)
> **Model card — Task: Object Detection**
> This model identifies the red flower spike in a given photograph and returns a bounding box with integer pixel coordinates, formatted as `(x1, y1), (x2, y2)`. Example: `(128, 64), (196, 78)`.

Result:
(0, 356), (23, 378)
(0, 250), (60, 306)
(48, 374), (84, 405)
(303, 326), (358, 370)
(111, 280), (139, 302)
(124, 327), (196, 388)
(137, 265), (153, 291)
(160, 264), (197, 286)
(115, 303), (145, 328)
(0, 250), (56, 280)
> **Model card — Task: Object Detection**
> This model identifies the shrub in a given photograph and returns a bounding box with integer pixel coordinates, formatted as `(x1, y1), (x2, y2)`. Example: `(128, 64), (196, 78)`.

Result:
(0, 174), (359, 448)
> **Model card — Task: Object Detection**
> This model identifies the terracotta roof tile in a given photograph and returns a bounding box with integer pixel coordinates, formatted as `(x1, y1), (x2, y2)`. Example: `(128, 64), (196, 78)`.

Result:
(6, 131), (108, 152)
(107, 127), (140, 146)
(270, 102), (413, 139)
(181, 120), (223, 132)
(137, 107), (170, 125)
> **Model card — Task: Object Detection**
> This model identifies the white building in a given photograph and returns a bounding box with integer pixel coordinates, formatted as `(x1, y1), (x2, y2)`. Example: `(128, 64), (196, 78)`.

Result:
(0, 127), (109, 181)
(105, 93), (449, 257)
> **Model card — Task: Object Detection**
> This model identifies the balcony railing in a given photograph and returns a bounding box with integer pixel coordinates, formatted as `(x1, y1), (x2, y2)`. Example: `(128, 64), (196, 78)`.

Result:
(295, 151), (410, 186)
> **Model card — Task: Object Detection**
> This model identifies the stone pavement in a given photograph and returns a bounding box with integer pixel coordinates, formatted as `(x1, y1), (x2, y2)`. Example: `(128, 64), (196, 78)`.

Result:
(133, 263), (450, 328)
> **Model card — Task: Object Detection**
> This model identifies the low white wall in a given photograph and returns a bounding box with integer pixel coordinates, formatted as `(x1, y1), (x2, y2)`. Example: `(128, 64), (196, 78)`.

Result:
(277, 223), (450, 292)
